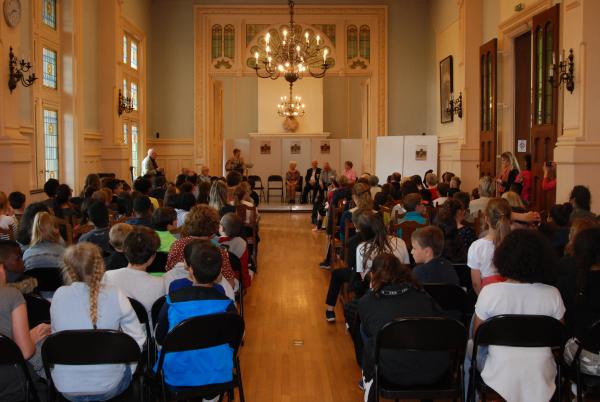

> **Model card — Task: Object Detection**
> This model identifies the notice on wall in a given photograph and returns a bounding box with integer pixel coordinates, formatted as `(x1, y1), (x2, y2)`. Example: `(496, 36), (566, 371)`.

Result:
(517, 139), (527, 153)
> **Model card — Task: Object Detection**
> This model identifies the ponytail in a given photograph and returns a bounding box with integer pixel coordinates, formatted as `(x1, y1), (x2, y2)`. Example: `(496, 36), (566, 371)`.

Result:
(485, 198), (512, 247)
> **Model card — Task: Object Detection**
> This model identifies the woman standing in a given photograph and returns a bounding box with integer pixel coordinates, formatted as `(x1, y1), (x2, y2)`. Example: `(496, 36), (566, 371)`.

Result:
(285, 161), (301, 204)
(225, 148), (246, 176)
(496, 151), (520, 196)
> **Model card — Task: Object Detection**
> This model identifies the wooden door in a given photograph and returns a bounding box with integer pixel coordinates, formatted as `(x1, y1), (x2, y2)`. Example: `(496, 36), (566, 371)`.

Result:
(479, 39), (497, 178)
(531, 5), (559, 211)
(514, 31), (531, 169)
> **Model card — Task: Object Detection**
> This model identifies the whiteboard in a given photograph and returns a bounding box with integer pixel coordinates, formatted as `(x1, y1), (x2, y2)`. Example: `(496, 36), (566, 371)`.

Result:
(375, 136), (405, 181)
(402, 135), (438, 178)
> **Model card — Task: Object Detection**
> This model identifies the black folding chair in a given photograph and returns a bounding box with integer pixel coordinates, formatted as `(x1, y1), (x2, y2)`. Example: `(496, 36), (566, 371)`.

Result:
(150, 313), (245, 402)
(151, 295), (167, 330)
(228, 252), (244, 319)
(42, 330), (143, 402)
(24, 293), (51, 327)
(373, 317), (467, 402)
(128, 297), (154, 369)
(25, 267), (63, 293)
(267, 175), (284, 203)
(0, 333), (41, 402)
(423, 283), (474, 326)
(566, 319), (600, 402)
(453, 263), (477, 307)
(248, 175), (265, 203)
(148, 252), (168, 273)
(468, 314), (566, 402)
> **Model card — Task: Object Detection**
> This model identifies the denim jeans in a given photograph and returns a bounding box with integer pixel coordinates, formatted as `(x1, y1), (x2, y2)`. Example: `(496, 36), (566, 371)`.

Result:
(63, 366), (132, 402)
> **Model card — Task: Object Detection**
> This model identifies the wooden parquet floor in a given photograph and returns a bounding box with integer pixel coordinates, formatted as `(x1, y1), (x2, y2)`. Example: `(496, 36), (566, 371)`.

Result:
(239, 213), (363, 402)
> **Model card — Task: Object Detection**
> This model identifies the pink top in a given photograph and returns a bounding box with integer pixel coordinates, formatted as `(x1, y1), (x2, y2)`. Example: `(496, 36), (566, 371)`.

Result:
(542, 177), (557, 191)
(519, 170), (532, 202)
(343, 169), (357, 183)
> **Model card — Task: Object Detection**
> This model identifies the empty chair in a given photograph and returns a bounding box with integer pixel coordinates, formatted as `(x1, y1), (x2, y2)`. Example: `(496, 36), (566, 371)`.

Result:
(248, 175), (265, 203)
(0, 333), (42, 402)
(267, 175), (284, 203)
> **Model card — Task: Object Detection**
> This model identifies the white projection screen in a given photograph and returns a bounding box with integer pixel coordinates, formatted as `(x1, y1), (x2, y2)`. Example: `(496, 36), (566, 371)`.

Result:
(375, 135), (438, 181)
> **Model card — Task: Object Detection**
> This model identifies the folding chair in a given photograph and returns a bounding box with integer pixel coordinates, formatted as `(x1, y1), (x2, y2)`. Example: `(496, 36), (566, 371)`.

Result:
(373, 317), (467, 402)
(42, 330), (143, 402)
(227, 252), (244, 318)
(236, 204), (259, 272)
(24, 293), (51, 327)
(565, 319), (600, 402)
(148, 252), (168, 273)
(149, 313), (245, 402)
(468, 314), (566, 402)
(0, 333), (42, 402)
(248, 175), (265, 203)
(151, 295), (167, 330)
(423, 283), (474, 326)
(266, 175), (284, 203)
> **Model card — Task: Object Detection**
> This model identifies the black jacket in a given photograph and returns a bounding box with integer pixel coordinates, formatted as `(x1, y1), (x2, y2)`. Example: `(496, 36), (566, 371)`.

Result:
(304, 167), (322, 184)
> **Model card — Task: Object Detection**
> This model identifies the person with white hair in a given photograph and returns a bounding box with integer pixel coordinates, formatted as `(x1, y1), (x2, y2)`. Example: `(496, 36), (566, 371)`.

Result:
(141, 148), (164, 176)
(285, 161), (301, 204)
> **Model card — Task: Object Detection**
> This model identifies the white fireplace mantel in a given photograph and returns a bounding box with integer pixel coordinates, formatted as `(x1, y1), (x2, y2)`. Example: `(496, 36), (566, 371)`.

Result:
(248, 132), (330, 139)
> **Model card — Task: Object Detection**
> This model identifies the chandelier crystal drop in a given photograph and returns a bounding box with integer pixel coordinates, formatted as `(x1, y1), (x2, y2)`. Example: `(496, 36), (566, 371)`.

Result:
(253, 0), (331, 84)
(277, 84), (305, 118)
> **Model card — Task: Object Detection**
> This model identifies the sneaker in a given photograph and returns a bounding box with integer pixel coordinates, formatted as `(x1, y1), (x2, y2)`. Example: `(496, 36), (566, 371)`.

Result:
(319, 261), (331, 269)
(325, 310), (336, 323)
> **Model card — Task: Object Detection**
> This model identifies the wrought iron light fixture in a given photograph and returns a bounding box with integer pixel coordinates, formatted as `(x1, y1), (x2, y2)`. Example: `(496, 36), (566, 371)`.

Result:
(446, 92), (463, 119)
(549, 48), (574, 94)
(277, 83), (305, 118)
(253, 0), (331, 85)
(8, 47), (37, 93)
(118, 89), (134, 116)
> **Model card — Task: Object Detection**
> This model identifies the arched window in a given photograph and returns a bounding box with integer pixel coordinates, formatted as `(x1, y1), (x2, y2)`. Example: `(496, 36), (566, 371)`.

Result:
(224, 24), (235, 60)
(347, 25), (358, 60)
(359, 25), (370, 61)
(212, 24), (223, 60)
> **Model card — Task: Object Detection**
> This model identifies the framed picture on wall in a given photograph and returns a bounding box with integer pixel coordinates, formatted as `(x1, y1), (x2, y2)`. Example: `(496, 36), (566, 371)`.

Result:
(260, 141), (271, 155)
(290, 143), (301, 154)
(440, 55), (454, 124)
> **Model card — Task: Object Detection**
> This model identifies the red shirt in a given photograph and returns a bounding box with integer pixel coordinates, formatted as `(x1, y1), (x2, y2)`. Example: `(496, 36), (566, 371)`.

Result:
(518, 170), (532, 202)
(542, 177), (557, 191)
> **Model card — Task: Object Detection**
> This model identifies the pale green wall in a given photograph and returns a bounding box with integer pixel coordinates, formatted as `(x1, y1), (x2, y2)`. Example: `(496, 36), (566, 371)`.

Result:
(323, 77), (363, 138)
(149, 0), (434, 139)
(222, 77), (258, 139)
(83, 0), (100, 131)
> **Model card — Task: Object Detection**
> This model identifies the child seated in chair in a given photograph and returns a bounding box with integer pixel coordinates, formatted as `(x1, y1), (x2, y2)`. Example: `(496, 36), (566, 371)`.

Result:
(0, 239), (37, 293)
(155, 240), (238, 396)
(411, 226), (459, 286)
(105, 223), (133, 271)
(151, 207), (178, 252)
(218, 213), (251, 286)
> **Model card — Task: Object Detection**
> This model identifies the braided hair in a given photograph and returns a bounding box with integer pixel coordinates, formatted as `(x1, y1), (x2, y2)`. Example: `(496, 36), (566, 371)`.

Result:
(61, 243), (105, 329)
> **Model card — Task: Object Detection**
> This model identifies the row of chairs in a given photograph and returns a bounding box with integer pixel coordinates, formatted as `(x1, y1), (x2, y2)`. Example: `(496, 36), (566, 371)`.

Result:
(251, 174), (312, 204)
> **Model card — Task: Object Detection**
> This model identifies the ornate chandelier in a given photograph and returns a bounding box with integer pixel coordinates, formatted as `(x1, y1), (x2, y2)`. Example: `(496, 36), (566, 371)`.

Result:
(253, 0), (331, 84)
(277, 84), (305, 118)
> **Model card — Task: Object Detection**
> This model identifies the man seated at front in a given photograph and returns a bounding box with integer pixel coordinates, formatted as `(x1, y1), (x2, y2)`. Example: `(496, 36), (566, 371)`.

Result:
(155, 240), (238, 394)
(142, 148), (164, 176)
(301, 160), (321, 204)
(319, 162), (336, 195)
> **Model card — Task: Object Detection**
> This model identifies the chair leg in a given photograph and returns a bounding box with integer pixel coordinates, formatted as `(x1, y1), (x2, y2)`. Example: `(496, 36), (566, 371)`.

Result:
(236, 358), (246, 402)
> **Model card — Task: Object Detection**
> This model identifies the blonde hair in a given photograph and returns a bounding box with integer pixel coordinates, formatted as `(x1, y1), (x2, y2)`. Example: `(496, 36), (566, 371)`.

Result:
(31, 212), (60, 246)
(62, 243), (105, 328)
(109, 223), (134, 251)
(485, 198), (512, 246)
(478, 176), (495, 197)
(501, 191), (526, 210)
(500, 151), (520, 172)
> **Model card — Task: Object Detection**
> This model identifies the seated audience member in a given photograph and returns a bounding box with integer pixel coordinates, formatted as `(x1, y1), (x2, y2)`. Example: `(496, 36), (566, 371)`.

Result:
(165, 205), (236, 292)
(52, 184), (79, 221)
(8, 191), (26, 217)
(359, 254), (450, 400)
(539, 202), (573, 257)
(448, 176), (461, 197)
(389, 172), (402, 200)
(198, 166), (211, 183)
(15, 203), (50, 250)
(233, 182), (259, 226)
(105, 223), (134, 271)
(467, 198), (512, 294)
(356, 212), (410, 280)
(197, 181), (212, 205)
(149, 175), (167, 201)
(23, 212), (65, 271)
(134, 177), (160, 210)
(339, 183), (373, 240)
(152, 207), (178, 252)
(373, 183), (393, 211)
(395, 193), (427, 237)
(285, 161), (301, 204)
(311, 192), (327, 231)
(453, 191), (474, 223)
(42, 178), (60, 208)
(0, 240), (37, 293)
(441, 171), (455, 184)
(218, 213), (251, 287)
(78, 201), (112, 257)
(51, 243), (145, 401)
(424, 173), (439, 200)
(0, 254), (51, 402)
(126, 196), (153, 228)
(557, 227), (600, 373)
(368, 175), (381, 199)
(103, 227), (165, 316)
(433, 182), (450, 207)
(436, 199), (477, 263)
(0, 191), (17, 239)
(470, 229), (564, 402)
(155, 240), (237, 391)
(412, 226), (459, 285)
(163, 185), (178, 209)
(105, 178), (124, 200)
(501, 190), (526, 212)
(342, 161), (357, 184)
(209, 180), (236, 217)
(569, 185), (596, 221)
(81, 174), (101, 196)
(175, 192), (197, 228)
(469, 176), (495, 218)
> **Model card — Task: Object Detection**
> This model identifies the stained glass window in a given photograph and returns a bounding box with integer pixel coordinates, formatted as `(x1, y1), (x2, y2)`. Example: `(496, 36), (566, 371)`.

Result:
(42, 0), (56, 29)
(123, 123), (128, 145)
(131, 82), (138, 110)
(212, 25), (223, 60)
(123, 79), (128, 97)
(42, 48), (57, 88)
(487, 52), (492, 130)
(535, 26), (543, 125)
(347, 25), (357, 60)
(123, 35), (128, 64)
(131, 40), (138, 70)
(131, 124), (139, 177)
(224, 24), (235, 59)
(43, 109), (59, 181)
(481, 54), (487, 131)
(544, 22), (554, 124)
(359, 25), (370, 61)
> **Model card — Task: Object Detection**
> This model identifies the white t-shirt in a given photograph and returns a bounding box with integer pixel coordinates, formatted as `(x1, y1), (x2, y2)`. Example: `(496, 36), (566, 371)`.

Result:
(356, 236), (410, 277)
(475, 282), (565, 402)
(103, 268), (165, 319)
(391, 204), (406, 219)
(0, 214), (16, 230)
(467, 238), (497, 278)
(433, 196), (448, 207)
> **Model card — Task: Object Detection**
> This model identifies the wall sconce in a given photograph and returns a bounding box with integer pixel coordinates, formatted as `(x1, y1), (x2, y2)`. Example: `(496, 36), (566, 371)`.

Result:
(446, 92), (463, 119)
(8, 47), (37, 93)
(549, 49), (574, 94)
(118, 89), (134, 116)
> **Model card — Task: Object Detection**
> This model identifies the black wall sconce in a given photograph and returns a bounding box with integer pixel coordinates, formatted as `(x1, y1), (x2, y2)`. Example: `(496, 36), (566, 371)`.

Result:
(8, 47), (37, 93)
(549, 48), (575, 94)
(118, 89), (134, 116)
(446, 92), (463, 119)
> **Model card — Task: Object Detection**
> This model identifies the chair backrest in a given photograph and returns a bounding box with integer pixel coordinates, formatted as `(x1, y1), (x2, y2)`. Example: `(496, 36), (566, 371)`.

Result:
(423, 283), (473, 314)
(474, 314), (566, 348)
(248, 175), (263, 188)
(156, 313), (245, 372)
(54, 217), (73, 244)
(42, 330), (141, 368)
(579, 319), (600, 354)
(0, 333), (39, 401)
(25, 293), (51, 327)
(151, 295), (167, 328)
(399, 220), (427, 250)
(268, 175), (283, 183)
(128, 297), (150, 328)
(235, 204), (257, 226)
(26, 268), (63, 292)
(148, 252), (168, 273)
